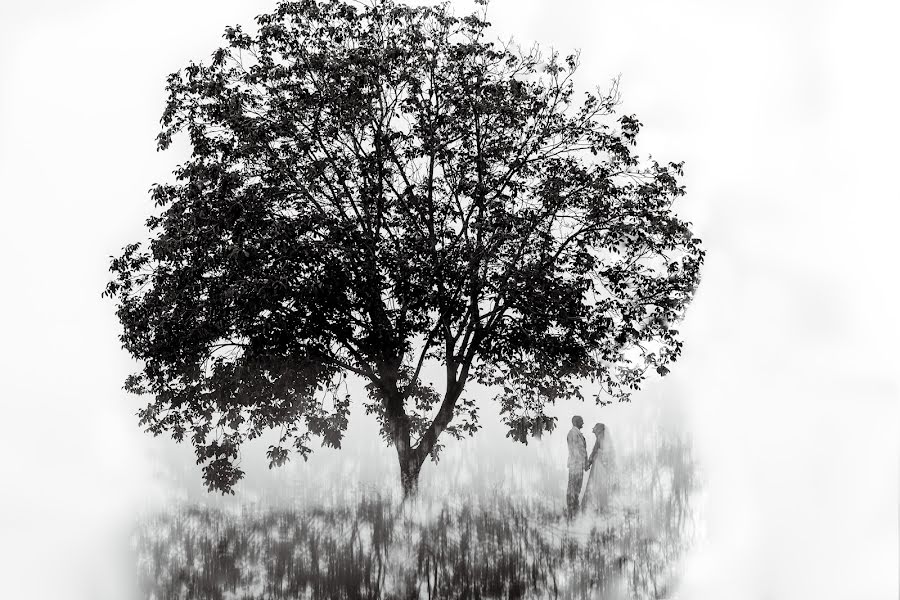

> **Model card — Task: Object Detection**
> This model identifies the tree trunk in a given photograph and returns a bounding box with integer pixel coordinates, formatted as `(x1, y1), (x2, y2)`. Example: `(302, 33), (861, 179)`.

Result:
(389, 408), (422, 498)
(381, 376), (423, 499)
(397, 446), (423, 498)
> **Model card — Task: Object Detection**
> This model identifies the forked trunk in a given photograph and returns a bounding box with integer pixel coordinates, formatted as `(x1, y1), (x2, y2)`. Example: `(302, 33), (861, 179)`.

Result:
(389, 380), (464, 499)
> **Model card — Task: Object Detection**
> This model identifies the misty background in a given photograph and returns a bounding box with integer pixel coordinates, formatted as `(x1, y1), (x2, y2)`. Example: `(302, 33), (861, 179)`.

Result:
(1, 0), (897, 598)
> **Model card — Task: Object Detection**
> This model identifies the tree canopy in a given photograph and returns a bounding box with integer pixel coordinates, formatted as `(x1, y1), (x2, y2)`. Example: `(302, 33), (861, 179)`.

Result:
(105, 0), (704, 495)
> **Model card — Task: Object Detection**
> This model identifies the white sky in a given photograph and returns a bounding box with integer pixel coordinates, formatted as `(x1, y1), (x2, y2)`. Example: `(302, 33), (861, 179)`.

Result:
(1, 0), (897, 598)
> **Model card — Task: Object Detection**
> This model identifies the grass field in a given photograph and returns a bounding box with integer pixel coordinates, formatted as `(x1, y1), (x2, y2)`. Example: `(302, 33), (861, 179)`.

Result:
(133, 430), (699, 599)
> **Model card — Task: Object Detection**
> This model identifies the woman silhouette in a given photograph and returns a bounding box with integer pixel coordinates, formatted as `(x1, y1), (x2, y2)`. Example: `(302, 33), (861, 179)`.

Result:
(582, 423), (616, 514)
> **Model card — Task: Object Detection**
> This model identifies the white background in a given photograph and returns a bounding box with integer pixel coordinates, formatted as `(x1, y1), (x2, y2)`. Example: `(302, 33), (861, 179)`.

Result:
(1, 0), (897, 598)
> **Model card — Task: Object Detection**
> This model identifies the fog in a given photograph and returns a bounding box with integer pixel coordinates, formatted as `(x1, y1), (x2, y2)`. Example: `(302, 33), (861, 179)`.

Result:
(0, 0), (897, 598)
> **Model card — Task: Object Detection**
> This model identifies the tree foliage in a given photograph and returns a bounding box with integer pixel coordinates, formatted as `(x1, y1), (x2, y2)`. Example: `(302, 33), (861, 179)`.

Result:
(105, 0), (704, 494)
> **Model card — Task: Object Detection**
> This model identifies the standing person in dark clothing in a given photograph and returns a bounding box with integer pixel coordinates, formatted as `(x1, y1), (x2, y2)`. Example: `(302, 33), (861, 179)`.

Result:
(566, 415), (587, 517)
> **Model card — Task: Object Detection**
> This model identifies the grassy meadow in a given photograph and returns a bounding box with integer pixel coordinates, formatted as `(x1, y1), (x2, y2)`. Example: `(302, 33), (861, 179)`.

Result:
(132, 422), (700, 600)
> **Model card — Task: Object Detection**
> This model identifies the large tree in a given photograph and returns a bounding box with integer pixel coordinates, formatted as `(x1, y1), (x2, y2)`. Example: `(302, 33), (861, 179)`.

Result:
(106, 0), (703, 496)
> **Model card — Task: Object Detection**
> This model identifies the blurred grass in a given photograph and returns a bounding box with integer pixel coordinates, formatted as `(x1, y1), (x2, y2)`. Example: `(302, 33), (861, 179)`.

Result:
(134, 431), (698, 599)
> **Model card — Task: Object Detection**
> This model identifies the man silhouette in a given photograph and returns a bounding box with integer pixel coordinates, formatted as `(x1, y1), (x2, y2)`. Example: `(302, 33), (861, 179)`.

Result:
(566, 415), (587, 517)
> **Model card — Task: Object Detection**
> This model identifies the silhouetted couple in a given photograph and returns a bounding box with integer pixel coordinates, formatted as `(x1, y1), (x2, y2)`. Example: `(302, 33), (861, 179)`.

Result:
(566, 415), (616, 517)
